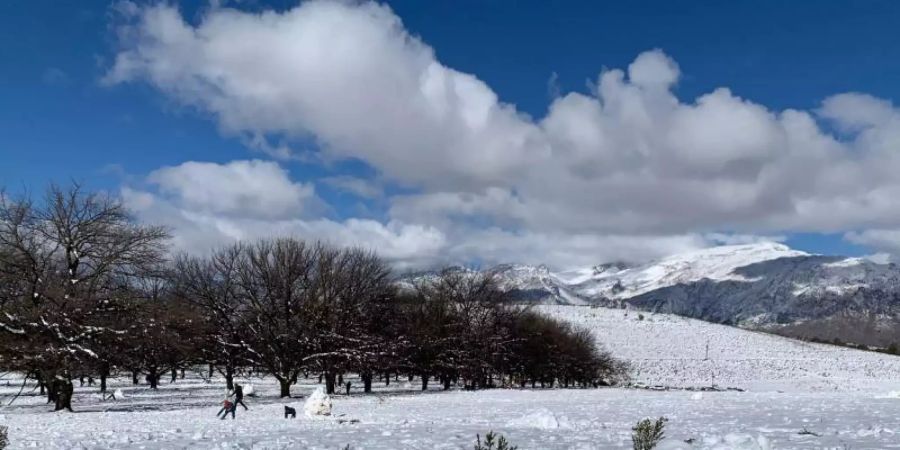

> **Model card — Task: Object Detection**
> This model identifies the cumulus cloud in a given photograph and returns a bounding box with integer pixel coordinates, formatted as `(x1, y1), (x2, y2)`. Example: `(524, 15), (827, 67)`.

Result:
(106, 0), (900, 264)
(123, 164), (447, 270)
(146, 160), (319, 220)
(124, 170), (708, 270)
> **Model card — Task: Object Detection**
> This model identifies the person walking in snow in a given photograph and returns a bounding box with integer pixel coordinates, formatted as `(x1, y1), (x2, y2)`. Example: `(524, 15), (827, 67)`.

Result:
(234, 383), (248, 410)
(217, 390), (237, 419)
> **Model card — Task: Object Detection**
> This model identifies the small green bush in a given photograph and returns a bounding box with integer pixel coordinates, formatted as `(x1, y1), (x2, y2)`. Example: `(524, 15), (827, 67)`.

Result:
(474, 431), (517, 450)
(632, 417), (667, 450)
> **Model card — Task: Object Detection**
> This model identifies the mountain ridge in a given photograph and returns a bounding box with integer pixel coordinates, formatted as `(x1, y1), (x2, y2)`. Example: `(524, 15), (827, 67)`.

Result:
(400, 242), (900, 346)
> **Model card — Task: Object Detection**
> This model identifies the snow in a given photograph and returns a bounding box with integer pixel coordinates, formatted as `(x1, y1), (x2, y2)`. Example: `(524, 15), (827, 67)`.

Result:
(540, 305), (900, 391)
(823, 257), (865, 268)
(3, 381), (900, 449)
(556, 242), (808, 300)
(403, 242), (812, 305)
(303, 387), (332, 417)
(658, 434), (772, 450)
(3, 305), (900, 448)
(506, 408), (571, 430)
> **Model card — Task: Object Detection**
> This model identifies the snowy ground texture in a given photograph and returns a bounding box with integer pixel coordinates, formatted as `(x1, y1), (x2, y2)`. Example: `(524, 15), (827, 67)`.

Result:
(3, 305), (900, 449)
(540, 305), (900, 392)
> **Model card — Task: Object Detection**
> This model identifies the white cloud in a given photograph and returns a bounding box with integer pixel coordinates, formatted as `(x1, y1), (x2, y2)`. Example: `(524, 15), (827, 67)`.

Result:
(846, 229), (900, 258)
(106, 1), (900, 265)
(704, 233), (787, 246)
(321, 175), (383, 199)
(123, 174), (446, 270)
(146, 160), (319, 220)
(819, 93), (895, 133)
(627, 49), (680, 89)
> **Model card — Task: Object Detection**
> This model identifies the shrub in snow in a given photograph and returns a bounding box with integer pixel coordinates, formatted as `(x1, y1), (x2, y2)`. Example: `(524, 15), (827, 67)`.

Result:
(303, 387), (332, 417)
(632, 417), (667, 450)
(474, 431), (517, 450)
(0, 425), (8, 449)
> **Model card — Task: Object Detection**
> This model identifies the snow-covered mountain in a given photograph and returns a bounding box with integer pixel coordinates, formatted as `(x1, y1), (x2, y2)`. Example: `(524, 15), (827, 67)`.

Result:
(400, 242), (900, 345)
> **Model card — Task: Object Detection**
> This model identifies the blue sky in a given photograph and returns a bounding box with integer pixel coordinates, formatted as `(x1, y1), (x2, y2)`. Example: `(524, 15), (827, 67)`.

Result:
(3, 0), (900, 267)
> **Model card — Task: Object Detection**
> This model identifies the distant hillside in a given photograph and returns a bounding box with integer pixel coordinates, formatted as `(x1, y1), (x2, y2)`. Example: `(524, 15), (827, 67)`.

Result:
(400, 243), (900, 346)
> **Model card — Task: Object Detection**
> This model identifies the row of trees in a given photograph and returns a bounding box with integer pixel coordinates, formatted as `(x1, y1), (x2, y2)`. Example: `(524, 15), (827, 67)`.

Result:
(0, 184), (627, 411)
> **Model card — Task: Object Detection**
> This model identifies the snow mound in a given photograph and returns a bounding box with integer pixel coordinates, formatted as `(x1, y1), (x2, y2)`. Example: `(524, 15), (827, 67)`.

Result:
(506, 408), (571, 429)
(242, 384), (255, 396)
(303, 387), (332, 417)
(113, 388), (125, 399)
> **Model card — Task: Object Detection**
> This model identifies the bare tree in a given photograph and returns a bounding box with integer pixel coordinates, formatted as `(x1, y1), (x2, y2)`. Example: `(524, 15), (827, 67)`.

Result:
(304, 246), (397, 394)
(236, 238), (317, 397)
(0, 184), (168, 410)
(173, 245), (247, 390)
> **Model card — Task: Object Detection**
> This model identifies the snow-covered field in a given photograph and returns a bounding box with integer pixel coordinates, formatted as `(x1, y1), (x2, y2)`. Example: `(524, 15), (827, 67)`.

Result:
(4, 305), (900, 449)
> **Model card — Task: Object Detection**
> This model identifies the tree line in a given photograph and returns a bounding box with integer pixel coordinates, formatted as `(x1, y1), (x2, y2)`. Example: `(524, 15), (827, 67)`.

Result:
(0, 184), (627, 411)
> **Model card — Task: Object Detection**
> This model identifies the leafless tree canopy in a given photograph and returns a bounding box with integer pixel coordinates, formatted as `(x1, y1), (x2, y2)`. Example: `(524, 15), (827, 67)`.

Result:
(0, 183), (626, 409)
(0, 184), (169, 410)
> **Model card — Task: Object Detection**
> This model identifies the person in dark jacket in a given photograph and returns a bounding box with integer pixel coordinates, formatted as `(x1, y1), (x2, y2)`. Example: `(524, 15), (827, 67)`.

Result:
(234, 383), (248, 410)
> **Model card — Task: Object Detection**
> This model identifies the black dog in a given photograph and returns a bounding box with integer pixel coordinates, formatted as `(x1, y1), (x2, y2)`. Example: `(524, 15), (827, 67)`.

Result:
(284, 405), (296, 419)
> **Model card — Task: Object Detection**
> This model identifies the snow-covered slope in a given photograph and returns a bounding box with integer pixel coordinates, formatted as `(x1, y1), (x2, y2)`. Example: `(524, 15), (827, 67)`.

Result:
(541, 305), (900, 392)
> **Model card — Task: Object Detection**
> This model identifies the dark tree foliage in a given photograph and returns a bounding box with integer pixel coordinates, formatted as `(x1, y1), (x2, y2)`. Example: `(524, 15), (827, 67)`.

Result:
(398, 269), (626, 390)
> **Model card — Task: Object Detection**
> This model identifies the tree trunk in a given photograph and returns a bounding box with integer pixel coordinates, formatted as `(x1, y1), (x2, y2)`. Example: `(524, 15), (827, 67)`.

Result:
(45, 377), (56, 404)
(131, 369), (140, 385)
(171, 368), (177, 383)
(53, 378), (74, 412)
(338, 373), (343, 386)
(99, 362), (109, 393)
(147, 367), (159, 389)
(362, 372), (373, 393)
(325, 372), (336, 395)
(384, 373), (390, 386)
(443, 376), (451, 391)
(181, 368), (185, 379)
(224, 365), (234, 391)
(208, 363), (214, 379)
(421, 373), (429, 391)
(278, 377), (292, 398)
